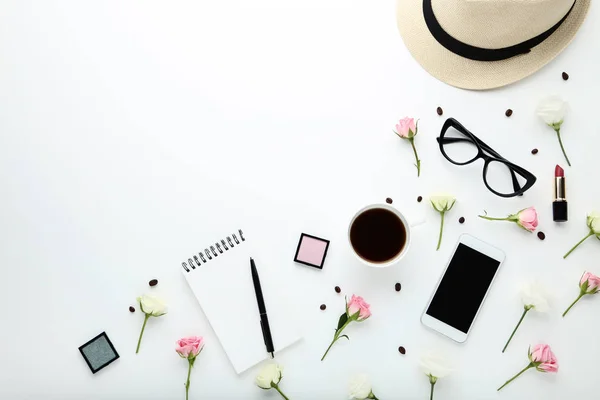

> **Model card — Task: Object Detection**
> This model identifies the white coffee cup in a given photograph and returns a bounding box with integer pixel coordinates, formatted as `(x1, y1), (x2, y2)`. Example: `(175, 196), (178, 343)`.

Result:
(348, 204), (412, 268)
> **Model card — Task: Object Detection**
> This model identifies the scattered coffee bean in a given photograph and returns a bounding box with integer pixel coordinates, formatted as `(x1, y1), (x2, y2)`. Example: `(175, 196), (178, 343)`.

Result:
(335, 286), (341, 294)
(320, 304), (327, 310)
(395, 282), (402, 292)
(149, 279), (158, 287)
(537, 231), (546, 241)
(129, 306), (135, 313)
(417, 196), (423, 203)
(505, 109), (513, 117)
(562, 72), (569, 81)
(386, 197), (393, 204)
(436, 106), (443, 116)
(459, 217), (465, 224)
(531, 148), (539, 155)
(398, 346), (406, 355)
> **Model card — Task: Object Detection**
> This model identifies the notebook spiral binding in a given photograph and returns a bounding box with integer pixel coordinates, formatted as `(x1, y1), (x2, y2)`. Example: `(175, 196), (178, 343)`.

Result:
(182, 229), (245, 272)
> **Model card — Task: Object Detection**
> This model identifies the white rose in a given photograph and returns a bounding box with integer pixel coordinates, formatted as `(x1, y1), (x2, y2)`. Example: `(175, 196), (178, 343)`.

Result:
(587, 211), (600, 235)
(430, 194), (456, 213)
(536, 96), (568, 128)
(137, 294), (168, 317)
(519, 282), (549, 312)
(420, 351), (453, 380)
(348, 374), (372, 400)
(255, 363), (283, 390)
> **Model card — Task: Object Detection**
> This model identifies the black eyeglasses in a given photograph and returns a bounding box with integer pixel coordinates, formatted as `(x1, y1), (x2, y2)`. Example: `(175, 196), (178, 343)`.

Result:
(437, 118), (536, 197)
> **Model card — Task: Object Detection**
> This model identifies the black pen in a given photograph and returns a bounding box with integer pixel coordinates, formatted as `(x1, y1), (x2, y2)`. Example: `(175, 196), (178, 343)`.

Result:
(250, 257), (275, 358)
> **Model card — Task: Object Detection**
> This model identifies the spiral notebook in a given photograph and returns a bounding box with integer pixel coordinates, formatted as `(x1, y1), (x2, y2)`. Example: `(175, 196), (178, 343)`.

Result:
(181, 227), (302, 374)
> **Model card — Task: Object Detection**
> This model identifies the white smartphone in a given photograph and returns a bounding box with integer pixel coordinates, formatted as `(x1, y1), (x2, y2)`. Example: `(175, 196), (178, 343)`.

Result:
(421, 234), (505, 343)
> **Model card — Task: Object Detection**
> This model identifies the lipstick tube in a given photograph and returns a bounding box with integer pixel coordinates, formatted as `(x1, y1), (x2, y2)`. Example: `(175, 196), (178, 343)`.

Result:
(553, 172), (568, 222)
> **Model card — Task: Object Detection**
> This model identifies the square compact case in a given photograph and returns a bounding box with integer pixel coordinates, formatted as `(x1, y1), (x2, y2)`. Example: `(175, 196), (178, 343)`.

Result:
(293, 233), (330, 269)
(78, 332), (120, 374)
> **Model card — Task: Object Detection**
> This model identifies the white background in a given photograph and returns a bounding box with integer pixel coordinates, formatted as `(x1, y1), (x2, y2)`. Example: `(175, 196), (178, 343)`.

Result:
(1, 1), (599, 399)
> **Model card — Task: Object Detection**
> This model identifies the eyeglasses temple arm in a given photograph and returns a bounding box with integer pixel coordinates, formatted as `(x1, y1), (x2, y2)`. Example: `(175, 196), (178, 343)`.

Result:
(510, 169), (522, 193)
(437, 136), (508, 159)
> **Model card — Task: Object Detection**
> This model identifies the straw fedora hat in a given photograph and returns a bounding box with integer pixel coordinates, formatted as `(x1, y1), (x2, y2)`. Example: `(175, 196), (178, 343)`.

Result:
(396, 0), (590, 90)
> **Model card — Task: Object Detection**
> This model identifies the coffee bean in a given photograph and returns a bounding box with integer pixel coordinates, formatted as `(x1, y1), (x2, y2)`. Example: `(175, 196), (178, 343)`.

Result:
(505, 109), (513, 117)
(395, 282), (401, 292)
(335, 286), (341, 294)
(129, 306), (135, 313)
(537, 231), (546, 240)
(436, 107), (443, 116)
(320, 304), (326, 310)
(386, 197), (393, 204)
(417, 196), (423, 203)
(459, 217), (465, 224)
(531, 148), (539, 155)
(149, 279), (158, 287)
(398, 346), (406, 355)
(562, 72), (569, 81)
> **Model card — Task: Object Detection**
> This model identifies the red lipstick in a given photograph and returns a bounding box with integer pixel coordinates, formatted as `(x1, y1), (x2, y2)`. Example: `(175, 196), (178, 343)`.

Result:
(553, 164), (568, 222)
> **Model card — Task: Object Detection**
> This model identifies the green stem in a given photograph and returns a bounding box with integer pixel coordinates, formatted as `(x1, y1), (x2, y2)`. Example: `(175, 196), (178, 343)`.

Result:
(497, 364), (533, 391)
(273, 384), (290, 400)
(564, 232), (594, 259)
(320, 339), (337, 362)
(563, 292), (585, 317)
(135, 314), (150, 354)
(369, 392), (380, 400)
(185, 359), (194, 400)
(555, 128), (571, 167)
(430, 381), (435, 400)
(478, 215), (509, 221)
(410, 138), (421, 177)
(436, 212), (445, 251)
(502, 308), (530, 353)
(321, 320), (351, 361)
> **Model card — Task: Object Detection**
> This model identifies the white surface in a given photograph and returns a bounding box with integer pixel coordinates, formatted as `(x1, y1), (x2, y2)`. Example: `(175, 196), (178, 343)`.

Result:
(421, 234), (506, 343)
(1, 1), (599, 399)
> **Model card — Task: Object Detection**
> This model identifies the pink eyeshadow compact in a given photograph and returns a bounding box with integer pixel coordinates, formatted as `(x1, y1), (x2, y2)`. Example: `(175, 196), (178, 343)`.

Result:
(294, 233), (330, 269)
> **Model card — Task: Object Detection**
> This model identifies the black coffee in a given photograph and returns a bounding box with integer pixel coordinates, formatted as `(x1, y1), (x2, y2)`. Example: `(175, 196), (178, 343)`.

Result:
(350, 208), (406, 263)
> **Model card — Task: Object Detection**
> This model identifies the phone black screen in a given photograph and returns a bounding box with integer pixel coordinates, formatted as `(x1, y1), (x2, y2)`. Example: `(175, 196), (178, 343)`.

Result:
(426, 243), (500, 334)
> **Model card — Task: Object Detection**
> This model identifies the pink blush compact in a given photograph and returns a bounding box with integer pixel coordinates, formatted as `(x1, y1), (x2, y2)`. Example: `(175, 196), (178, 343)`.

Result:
(294, 233), (330, 269)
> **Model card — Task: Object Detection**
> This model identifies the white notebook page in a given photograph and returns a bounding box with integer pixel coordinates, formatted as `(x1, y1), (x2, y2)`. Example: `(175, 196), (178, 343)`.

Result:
(182, 227), (301, 374)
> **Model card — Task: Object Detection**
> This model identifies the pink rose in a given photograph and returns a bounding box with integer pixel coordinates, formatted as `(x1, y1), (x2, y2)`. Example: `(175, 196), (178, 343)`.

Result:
(530, 344), (558, 373)
(498, 343), (558, 391)
(347, 295), (371, 321)
(580, 272), (600, 294)
(564, 271), (600, 316)
(394, 117), (417, 139)
(517, 207), (538, 232)
(479, 206), (538, 233)
(176, 336), (205, 360)
(322, 295), (372, 361)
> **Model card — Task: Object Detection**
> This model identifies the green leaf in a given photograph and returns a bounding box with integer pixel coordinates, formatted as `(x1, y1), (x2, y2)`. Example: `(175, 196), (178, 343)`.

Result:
(338, 334), (349, 341)
(337, 312), (348, 330)
(447, 199), (456, 211)
(430, 200), (438, 212)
